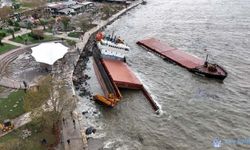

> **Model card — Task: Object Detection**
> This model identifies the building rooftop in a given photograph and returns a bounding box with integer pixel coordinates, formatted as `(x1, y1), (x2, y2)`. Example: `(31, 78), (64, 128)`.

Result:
(59, 8), (75, 14)
(70, 4), (84, 9)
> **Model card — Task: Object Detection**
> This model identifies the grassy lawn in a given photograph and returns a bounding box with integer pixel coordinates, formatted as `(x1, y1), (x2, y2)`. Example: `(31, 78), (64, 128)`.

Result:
(0, 90), (25, 122)
(44, 28), (53, 33)
(0, 43), (17, 54)
(68, 32), (83, 38)
(65, 39), (76, 47)
(0, 86), (4, 93)
(0, 76), (59, 149)
(12, 33), (58, 45)
(0, 29), (9, 36)
(0, 118), (57, 150)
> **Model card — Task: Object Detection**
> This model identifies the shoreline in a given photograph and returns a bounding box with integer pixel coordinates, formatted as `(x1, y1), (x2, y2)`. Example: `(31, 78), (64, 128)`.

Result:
(69, 0), (144, 149)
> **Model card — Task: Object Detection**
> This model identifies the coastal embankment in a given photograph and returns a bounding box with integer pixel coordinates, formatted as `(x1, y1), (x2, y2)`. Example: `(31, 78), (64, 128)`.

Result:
(67, 1), (144, 149)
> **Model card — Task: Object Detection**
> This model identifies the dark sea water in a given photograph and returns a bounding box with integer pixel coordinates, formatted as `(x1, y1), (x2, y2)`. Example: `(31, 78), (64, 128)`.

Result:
(81, 0), (250, 149)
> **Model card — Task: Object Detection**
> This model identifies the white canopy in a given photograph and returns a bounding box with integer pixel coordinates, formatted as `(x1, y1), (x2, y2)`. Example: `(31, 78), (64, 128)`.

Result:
(31, 42), (68, 65)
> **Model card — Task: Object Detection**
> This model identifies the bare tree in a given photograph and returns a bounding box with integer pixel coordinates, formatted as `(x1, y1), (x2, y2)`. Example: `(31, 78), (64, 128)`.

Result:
(7, 28), (15, 39)
(60, 16), (71, 31)
(78, 15), (91, 32)
(0, 6), (12, 20)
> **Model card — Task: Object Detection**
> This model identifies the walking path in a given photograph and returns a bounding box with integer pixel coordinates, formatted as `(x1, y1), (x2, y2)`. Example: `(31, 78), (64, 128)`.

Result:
(2, 28), (30, 47)
(44, 32), (80, 42)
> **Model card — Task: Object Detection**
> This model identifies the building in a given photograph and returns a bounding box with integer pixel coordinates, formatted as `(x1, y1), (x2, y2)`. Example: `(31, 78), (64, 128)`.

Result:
(47, 1), (94, 16)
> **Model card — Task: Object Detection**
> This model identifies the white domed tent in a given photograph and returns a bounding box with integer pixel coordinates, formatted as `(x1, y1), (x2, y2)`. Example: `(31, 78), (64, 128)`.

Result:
(31, 42), (68, 65)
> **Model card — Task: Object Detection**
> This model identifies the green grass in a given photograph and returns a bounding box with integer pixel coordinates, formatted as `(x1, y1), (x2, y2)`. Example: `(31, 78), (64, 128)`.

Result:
(12, 33), (57, 45)
(79, 24), (97, 33)
(44, 28), (53, 33)
(0, 90), (25, 122)
(0, 86), (5, 93)
(0, 29), (9, 36)
(0, 118), (56, 150)
(65, 39), (76, 47)
(68, 32), (82, 38)
(0, 43), (17, 54)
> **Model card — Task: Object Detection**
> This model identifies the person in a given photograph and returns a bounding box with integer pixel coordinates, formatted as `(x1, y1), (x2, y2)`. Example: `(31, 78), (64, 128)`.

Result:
(41, 138), (47, 145)
(63, 118), (65, 125)
(73, 119), (76, 129)
(204, 61), (208, 67)
(67, 139), (70, 145)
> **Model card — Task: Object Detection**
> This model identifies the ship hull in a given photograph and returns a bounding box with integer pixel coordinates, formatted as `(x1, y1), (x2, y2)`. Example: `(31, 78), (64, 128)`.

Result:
(137, 38), (227, 80)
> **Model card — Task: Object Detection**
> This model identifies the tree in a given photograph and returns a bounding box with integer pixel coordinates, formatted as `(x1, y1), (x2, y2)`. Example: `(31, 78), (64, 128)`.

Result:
(0, 6), (12, 20)
(79, 17), (91, 32)
(39, 18), (48, 30)
(26, 21), (33, 30)
(49, 78), (74, 124)
(13, 2), (21, 10)
(60, 16), (70, 31)
(24, 75), (74, 128)
(30, 29), (44, 40)
(101, 5), (113, 19)
(7, 28), (15, 39)
(24, 76), (51, 112)
(0, 32), (6, 45)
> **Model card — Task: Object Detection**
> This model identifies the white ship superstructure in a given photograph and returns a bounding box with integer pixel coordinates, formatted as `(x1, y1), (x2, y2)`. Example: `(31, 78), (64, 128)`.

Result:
(96, 33), (130, 61)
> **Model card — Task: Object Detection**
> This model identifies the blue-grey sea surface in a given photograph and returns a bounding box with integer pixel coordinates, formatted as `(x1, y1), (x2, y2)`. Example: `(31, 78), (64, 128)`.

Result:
(81, 0), (250, 149)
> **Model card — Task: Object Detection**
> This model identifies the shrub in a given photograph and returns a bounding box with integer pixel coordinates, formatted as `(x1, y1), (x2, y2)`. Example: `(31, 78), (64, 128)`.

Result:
(7, 19), (13, 26)
(14, 21), (20, 27)
(0, 31), (6, 37)
(26, 21), (33, 29)
(66, 40), (76, 46)
(68, 32), (82, 38)
(17, 35), (23, 40)
(30, 29), (44, 40)
(14, 27), (20, 31)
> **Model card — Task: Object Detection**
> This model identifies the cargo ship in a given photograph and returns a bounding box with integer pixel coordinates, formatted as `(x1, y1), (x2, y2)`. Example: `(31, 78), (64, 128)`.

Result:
(137, 38), (227, 80)
(93, 32), (159, 112)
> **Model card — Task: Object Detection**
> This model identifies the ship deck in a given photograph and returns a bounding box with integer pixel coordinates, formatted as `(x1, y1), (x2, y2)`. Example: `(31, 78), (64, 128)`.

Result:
(137, 38), (205, 69)
(102, 59), (143, 89)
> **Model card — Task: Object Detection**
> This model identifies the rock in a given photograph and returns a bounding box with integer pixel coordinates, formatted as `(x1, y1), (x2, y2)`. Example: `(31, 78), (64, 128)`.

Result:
(82, 111), (88, 115)
(85, 127), (96, 135)
(138, 135), (144, 143)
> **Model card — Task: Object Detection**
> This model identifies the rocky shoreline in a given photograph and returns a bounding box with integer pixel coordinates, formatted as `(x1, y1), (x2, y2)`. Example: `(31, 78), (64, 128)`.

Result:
(72, 0), (144, 99)
(72, 35), (94, 98)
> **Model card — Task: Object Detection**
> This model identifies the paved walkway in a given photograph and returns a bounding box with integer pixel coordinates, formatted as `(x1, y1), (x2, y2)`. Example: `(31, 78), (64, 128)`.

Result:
(2, 28), (31, 47)
(0, 77), (26, 89)
(44, 32), (81, 42)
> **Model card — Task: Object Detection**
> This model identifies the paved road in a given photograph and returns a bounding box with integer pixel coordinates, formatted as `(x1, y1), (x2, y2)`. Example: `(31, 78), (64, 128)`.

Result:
(2, 28), (31, 47)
